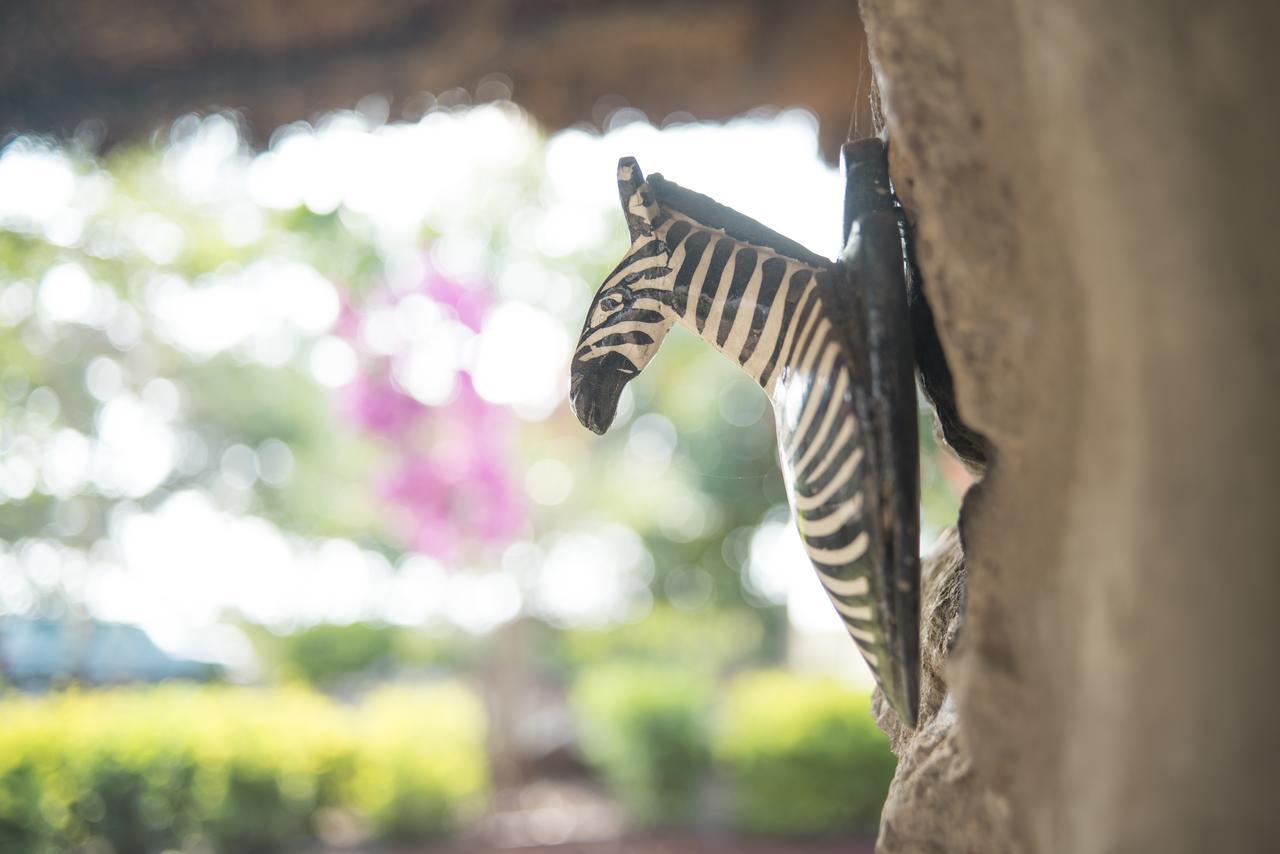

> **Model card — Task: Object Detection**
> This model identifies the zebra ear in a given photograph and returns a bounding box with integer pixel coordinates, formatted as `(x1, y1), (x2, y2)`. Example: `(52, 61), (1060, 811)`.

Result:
(617, 157), (657, 241)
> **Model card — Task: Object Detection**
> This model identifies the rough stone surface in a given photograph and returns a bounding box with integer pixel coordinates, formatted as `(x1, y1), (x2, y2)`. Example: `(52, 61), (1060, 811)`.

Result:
(873, 530), (1021, 854)
(873, 530), (963, 751)
(860, 1), (1280, 852)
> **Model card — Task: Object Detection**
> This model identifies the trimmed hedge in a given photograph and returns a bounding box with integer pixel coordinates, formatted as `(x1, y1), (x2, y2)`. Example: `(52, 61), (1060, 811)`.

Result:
(714, 671), (896, 835)
(0, 683), (487, 854)
(571, 667), (895, 836)
(571, 664), (711, 827)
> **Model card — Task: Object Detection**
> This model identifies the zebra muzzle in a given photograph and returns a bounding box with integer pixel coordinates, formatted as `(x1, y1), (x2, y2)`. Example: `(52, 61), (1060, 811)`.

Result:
(569, 352), (636, 435)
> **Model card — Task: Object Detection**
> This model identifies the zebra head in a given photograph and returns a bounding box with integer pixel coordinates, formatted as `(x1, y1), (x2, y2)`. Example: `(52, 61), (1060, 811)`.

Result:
(569, 157), (677, 434)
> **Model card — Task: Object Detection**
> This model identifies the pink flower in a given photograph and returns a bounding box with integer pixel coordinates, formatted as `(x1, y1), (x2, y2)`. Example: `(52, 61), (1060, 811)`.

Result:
(379, 428), (525, 561)
(333, 292), (363, 340)
(343, 371), (425, 437)
(331, 261), (526, 561)
(421, 271), (490, 332)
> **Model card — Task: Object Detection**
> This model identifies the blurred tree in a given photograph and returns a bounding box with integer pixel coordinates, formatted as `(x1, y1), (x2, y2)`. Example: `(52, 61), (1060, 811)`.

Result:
(0, 104), (962, 655)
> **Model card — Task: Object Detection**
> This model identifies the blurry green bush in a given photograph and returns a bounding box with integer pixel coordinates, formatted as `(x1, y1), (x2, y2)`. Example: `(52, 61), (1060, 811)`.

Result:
(571, 663), (712, 827)
(347, 685), (488, 841)
(714, 671), (896, 835)
(0, 683), (487, 853)
(277, 622), (396, 685)
(241, 622), (479, 688)
(571, 666), (894, 835)
(554, 605), (765, 676)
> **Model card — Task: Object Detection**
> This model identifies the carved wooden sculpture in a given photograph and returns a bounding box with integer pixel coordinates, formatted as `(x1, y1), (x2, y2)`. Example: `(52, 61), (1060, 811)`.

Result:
(569, 144), (921, 725)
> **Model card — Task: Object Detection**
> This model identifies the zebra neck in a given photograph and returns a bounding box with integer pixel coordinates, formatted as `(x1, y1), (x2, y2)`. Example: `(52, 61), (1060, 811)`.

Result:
(656, 216), (832, 395)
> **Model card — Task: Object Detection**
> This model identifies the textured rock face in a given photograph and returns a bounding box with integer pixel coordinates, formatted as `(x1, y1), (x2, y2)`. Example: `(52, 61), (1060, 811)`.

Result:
(860, 1), (1280, 852)
(873, 531), (1021, 854)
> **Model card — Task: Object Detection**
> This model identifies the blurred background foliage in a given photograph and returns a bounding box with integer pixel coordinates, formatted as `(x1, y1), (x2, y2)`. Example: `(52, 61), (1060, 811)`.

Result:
(572, 664), (712, 827)
(715, 672), (897, 835)
(0, 685), (487, 853)
(0, 98), (967, 851)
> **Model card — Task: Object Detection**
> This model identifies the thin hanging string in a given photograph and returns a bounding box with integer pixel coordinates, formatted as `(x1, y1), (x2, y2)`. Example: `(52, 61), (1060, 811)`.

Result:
(847, 41), (867, 142)
(869, 71), (886, 138)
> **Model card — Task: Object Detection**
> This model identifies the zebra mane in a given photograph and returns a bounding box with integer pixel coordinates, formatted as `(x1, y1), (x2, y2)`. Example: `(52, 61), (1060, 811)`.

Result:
(647, 173), (832, 269)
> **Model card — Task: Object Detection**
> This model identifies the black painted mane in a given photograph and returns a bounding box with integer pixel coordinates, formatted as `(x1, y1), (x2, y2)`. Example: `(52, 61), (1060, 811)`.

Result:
(647, 173), (832, 269)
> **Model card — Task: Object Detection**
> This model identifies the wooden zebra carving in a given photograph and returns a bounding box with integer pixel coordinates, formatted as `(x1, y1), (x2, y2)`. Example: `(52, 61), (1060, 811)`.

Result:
(569, 145), (921, 726)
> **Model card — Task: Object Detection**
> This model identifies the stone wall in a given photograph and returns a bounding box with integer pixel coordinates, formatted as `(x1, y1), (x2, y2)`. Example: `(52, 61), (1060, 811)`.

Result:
(860, 1), (1280, 851)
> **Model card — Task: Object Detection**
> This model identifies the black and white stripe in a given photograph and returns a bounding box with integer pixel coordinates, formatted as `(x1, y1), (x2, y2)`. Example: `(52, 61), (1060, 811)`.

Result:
(573, 158), (902, 712)
(650, 207), (888, 679)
